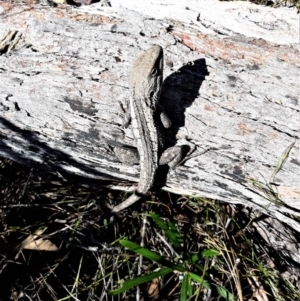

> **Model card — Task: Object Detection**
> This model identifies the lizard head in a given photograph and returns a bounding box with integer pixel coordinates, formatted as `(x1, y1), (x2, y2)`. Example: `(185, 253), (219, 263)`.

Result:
(129, 45), (164, 110)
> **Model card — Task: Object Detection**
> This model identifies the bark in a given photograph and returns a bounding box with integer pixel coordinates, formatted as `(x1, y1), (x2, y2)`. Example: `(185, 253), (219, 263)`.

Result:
(0, 0), (299, 232)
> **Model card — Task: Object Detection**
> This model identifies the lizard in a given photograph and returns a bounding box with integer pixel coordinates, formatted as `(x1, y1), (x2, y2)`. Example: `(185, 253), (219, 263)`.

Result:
(110, 45), (192, 214)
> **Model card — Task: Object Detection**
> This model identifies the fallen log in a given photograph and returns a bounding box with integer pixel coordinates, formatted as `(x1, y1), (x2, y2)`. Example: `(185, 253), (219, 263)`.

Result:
(0, 0), (299, 232)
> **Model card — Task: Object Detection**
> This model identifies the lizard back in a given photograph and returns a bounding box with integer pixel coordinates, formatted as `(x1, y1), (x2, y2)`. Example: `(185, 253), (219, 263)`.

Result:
(128, 45), (164, 194)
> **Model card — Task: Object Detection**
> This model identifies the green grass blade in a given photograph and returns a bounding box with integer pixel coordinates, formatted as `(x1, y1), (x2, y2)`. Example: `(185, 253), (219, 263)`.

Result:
(149, 212), (183, 249)
(190, 253), (200, 263)
(188, 272), (210, 289)
(109, 268), (173, 295)
(167, 219), (184, 243)
(187, 274), (193, 297)
(216, 285), (235, 301)
(120, 240), (186, 272)
(180, 274), (189, 301)
(193, 263), (204, 273)
(201, 249), (220, 257)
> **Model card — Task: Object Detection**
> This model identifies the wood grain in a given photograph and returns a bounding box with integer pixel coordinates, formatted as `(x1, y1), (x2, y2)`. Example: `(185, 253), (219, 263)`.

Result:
(0, 0), (299, 231)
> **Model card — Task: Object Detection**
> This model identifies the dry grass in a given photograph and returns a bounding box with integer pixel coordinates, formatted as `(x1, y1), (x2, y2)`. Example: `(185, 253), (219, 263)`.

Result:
(1, 158), (299, 300)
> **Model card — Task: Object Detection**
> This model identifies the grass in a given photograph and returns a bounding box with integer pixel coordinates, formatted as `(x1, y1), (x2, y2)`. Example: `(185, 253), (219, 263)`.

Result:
(1, 157), (299, 300)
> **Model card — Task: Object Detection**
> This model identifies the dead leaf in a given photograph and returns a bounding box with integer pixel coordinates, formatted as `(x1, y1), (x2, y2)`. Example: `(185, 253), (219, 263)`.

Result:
(147, 277), (160, 301)
(17, 228), (59, 251)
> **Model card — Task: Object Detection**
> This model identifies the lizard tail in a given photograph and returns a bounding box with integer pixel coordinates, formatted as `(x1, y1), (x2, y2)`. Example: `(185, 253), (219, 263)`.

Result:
(110, 192), (142, 213)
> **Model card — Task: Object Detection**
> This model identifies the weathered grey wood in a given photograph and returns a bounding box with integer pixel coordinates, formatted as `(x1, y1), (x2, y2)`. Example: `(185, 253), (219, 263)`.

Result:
(0, 1), (299, 231)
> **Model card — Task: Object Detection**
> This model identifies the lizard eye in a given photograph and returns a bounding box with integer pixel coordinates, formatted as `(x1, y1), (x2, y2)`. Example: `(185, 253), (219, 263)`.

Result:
(151, 68), (158, 77)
